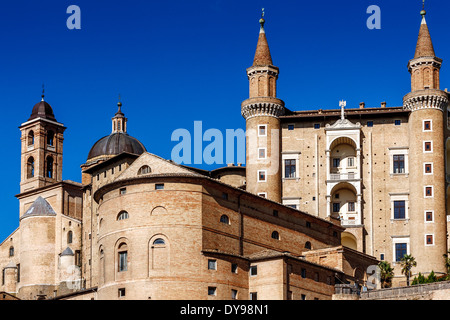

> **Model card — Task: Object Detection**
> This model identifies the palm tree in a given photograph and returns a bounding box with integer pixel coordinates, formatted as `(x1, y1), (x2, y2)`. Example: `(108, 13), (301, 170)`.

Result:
(378, 261), (394, 288)
(400, 254), (417, 286)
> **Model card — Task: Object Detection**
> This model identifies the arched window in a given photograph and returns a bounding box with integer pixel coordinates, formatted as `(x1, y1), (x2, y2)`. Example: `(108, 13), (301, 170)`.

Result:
(46, 156), (53, 178)
(117, 211), (129, 221)
(138, 165), (151, 175)
(27, 157), (35, 178)
(305, 241), (312, 250)
(28, 131), (34, 146)
(118, 243), (128, 272)
(220, 215), (230, 225)
(47, 130), (54, 146)
(67, 231), (73, 244)
(271, 231), (280, 240)
(9, 247), (14, 257)
(153, 238), (165, 246)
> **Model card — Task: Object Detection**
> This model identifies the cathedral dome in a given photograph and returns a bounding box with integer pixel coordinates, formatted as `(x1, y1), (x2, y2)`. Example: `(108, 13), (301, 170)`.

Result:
(87, 132), (146, 161)
(28, 98), (56, 122)
(86, 99), (146, 162)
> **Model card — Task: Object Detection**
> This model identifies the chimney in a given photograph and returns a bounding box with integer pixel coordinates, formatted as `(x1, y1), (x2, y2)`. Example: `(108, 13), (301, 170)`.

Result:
(359, 102), (365, 109)
(381, 102), (387, 108)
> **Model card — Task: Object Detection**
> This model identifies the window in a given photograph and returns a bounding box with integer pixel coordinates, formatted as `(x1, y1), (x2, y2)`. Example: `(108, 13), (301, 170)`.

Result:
(333, 231), (338, 238)
(395, 120), (401, 126)
(314, 272), (319, 282)
(393, 155), (405, 174)
(332, 158), (340, 168)
(47, 130), (55, 146)
(348, 202), (355, 212)
(423, 120), (432, 131)
(258, 193), (267, 198)
(426, 235), (434, 246)
(285, 159), (296, 178)
(258, 148), (266, 159)
(305, 242), (312, 250)
(393, 201), (406, 219)
(301, 268), (306, 278)
(258, 125), (267, 137)
(250, 292), (258, 300)
(231, 289), (238, 300)
(221, 192), (229, 200)
(348, 157), (355, 167)
(153, 238), (165, 245)
(250, 266), (257, 276)
(208, 259), (217, 270)
(117, 211), (129, 220)
(314, 124), (320, 129)
(425, 211), (434, 223)
(208, 287), (217, 296)
(271, 231), (280, 240)
(301, 294), (306, 300)
(288, 124), (294, 131)
(425, 186), (433, 198)
(137, 165), (151, 175)
(27, 157), (35, 178)
(273, 210), (278, 217)
(118, 288), (126, 297)
(395, 243), (407, 262)
(155, 184), (164, 190)
(9, 247), (14, 257)
(28, 130), (34, 146)
(118, 244), (128, 272)
(258, 170), (266, 182)
(306, 221), (311, 228)
(424, 163), (433, 174)
(287, 204), (297, 209)
(120, 188), (126, 195)
(220, 215), (230, 225)
(380, 254), (385, 261)
(332, 203), (340, 213)
(367, 121), (374, 127)
(424, 141), (432, 152)
(67, 231), (73, 244)
(231, 264), (238, 274)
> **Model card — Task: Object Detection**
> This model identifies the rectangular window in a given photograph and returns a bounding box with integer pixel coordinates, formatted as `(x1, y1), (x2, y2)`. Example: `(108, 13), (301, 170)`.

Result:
(423, 120), (432, 131)
(208, 259), (217, 270)
(155, 184), (164, 190)
(118, 288), (126, 297)
(258, 193), (267, 198)
(120, 188), (126, 195)
(301, 294), (306, 301)
(258, 148), (266, 159)
(425, 163), (433, 174)
(231, 264), (238, 274)
(314, 124), (320, 129)
(367, 121), (374, 127)
(424, 141), (432, 152)
(395, 120), (401, 126)
(285, 159), (296, 178)
(425, 186), (433, 197)
(258, 125), (267, 137)
(393, 155), (405, 174)
(332, 203), (340, 213)
(250, 292), (258, 300)
(273, 210), (278, 217)
(332, 158), (340, 168)
(288, 124), (294, 131)
(118, 252), (128, 272)
(231, 289), (238, 300)
(348, 157), (355, 167)
(287, 204), (297, 209)
(348, 202), (355, 212)
(426, 235), (434, 246)
(222, 192), (228, 200)
(250, 265), (257, 276)
(208, 287), (217, 296)
(425, 211), (434, 222)
(380, 254), (385, 261)
(395, 243), (407, 262)
(394, 201), (406, 219)
(258, 170), (266, 182)
(301, 268), (306, 278)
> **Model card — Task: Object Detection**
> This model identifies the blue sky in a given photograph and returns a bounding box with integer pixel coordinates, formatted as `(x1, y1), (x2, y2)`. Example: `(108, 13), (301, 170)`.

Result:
(1, 0), (449, 239)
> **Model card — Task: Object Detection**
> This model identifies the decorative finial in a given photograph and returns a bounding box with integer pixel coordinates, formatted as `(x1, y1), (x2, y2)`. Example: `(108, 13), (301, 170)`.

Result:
(41, 83), (45, 101)
(339, 100), (347, 120)
(259, 8), (265, 28)
(421, 0), (426, 16)
(118, 94), (122, 107)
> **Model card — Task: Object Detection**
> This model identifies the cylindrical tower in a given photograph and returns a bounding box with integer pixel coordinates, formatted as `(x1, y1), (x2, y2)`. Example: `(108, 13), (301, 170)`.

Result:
(403, 9), (448, 275)
(242, 14), (285, 203)
(3, 262), (17, 295)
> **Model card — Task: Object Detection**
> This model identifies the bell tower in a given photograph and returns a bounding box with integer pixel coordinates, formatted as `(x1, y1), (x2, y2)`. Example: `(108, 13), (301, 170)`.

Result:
(19, 91), (66, 193)
(242, 11), (285, 202)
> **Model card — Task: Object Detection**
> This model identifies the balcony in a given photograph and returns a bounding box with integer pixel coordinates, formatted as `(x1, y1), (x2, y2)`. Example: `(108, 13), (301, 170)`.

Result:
(329, 172), (358, 181)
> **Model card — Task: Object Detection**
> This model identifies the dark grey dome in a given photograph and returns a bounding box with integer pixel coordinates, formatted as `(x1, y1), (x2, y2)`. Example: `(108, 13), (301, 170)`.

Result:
(87, 132), (146, 161)
(28, 100), (56, 121)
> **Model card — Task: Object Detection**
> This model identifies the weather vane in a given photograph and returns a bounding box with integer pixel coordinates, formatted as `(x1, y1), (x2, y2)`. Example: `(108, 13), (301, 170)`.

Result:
(262, 8), (265, 18)
(41, 83), (45, 101)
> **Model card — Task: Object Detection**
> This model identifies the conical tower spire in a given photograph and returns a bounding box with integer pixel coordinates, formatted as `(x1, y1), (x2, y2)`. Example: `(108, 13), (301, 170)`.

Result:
(252, 8), (273, 66)
(414, 7), (436, 58)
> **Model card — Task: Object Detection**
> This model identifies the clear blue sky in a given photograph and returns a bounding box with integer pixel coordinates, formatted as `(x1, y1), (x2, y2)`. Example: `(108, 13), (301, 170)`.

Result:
(1, 0), (449, 240)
